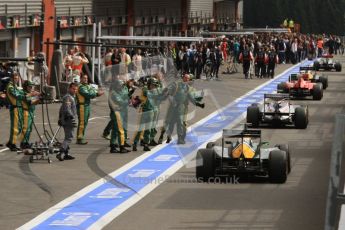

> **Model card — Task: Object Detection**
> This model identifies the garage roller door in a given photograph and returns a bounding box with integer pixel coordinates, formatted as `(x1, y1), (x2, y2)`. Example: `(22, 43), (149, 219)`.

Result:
(215, 0), (236, 19)
(94, 0), (126, 17)
(189, 0), (213, 17)
(134, 0), (180, 17)
(55, 0), (93, 16)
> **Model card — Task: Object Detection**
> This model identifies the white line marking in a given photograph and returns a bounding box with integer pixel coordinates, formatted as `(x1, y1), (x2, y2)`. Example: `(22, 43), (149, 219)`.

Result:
(88, 113), (248, 230)
(339, 205), (345, 229)
(34, 123), (58, 125)
(339, 185), (345, 229)
(0, 148), (9, 153)
(89, 116), (109, 121)
(17, 62), (304, 230)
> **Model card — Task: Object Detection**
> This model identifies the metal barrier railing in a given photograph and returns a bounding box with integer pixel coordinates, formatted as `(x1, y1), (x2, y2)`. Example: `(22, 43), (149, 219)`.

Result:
(325, 114), (345, 230)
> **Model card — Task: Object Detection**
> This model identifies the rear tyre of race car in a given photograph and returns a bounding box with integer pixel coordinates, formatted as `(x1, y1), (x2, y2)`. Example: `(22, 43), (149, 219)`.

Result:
(294, 107), (308, 129)
(277, 83), (288, 93)
(196, 149), (215, 182)
(206, 142), (216, 149)
(335, 63), (342, 72)
(319, 75), (328, 89)
(275, 144), (291, 173)
(314, 61), (320, 71)
(247, 106), (260, 127)
(268, 150), (288, 183)
(312, 83), (323, 100)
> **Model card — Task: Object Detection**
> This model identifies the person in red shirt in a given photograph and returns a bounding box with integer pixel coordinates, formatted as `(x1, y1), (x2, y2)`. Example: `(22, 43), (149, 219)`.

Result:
(221, 38), (228, 62)
(317, 38), (324, 58)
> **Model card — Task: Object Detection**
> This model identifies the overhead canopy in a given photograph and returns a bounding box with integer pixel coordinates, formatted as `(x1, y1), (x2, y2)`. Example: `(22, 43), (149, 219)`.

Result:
(97, 36), (217, 42)
(200, 28), (289, 36)
(201, 31), (255, 36)
(44, 41), (159, 49)
(240, 28), (291, 33)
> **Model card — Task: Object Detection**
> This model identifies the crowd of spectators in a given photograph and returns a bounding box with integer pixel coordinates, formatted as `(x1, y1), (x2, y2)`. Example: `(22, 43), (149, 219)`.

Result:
(60, 33), (344, 82)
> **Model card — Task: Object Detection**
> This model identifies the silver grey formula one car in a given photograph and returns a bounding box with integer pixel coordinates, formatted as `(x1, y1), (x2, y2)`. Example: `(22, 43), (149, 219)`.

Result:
(247, 93), (309, 129)
(313, 55), (342, 72)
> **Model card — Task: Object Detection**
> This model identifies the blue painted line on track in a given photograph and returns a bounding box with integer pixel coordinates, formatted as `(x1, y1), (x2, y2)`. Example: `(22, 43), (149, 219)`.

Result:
(25, 61), (311, 229)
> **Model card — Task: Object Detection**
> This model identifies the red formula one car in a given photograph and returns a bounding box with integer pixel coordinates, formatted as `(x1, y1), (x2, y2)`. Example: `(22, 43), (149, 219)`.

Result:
(277, 73), (323, 100)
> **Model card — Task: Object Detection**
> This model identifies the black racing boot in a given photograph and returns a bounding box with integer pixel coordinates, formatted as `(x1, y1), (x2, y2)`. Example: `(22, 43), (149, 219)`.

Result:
(102, 133), (111, 140)
(119, 145), (130, 154)
(124, 142), (131, 148)
(157, 137), (163, 144)
(158, 131), (165, 144)
(139, 140), (144, 146)
(132, 144), (137, 152)
(149, 140), (158, 146)
(177, 138), (186, 145)
(64, 154), (75, 160)
(110, 144), (120, 153)
(20, 142), (31, 149)
(63, 149), (75, 160)
(166, 136), (172, 144)
(6, 142), (19, 151)
(143, 144), (151, 151)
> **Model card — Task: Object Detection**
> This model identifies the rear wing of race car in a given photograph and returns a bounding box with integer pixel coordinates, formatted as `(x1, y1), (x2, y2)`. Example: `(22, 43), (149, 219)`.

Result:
(263, 93), (291, 115)
(264, 93), (290, 100)
(300, 66), (315, 72)
(322, 54), (333, 58)
(289, 74), (298, 81)
(223, 129), (261, 138)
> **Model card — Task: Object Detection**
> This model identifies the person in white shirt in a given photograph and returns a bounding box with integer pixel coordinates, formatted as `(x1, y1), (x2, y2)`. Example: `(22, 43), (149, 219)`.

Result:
(63, 49), (74, 81)
(132, 49), (143, 80)
(119, 48), (131, 76)
(104, 48), (113, 82)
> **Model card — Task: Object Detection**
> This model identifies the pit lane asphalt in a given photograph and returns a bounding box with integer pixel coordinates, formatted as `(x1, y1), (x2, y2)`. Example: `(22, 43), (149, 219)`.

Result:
(0, 57), (344, 230)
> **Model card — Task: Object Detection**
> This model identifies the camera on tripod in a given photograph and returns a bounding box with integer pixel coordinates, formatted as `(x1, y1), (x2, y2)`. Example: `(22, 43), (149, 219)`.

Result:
(31, 56), (45, 64)
(36, 85), (57, 103)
